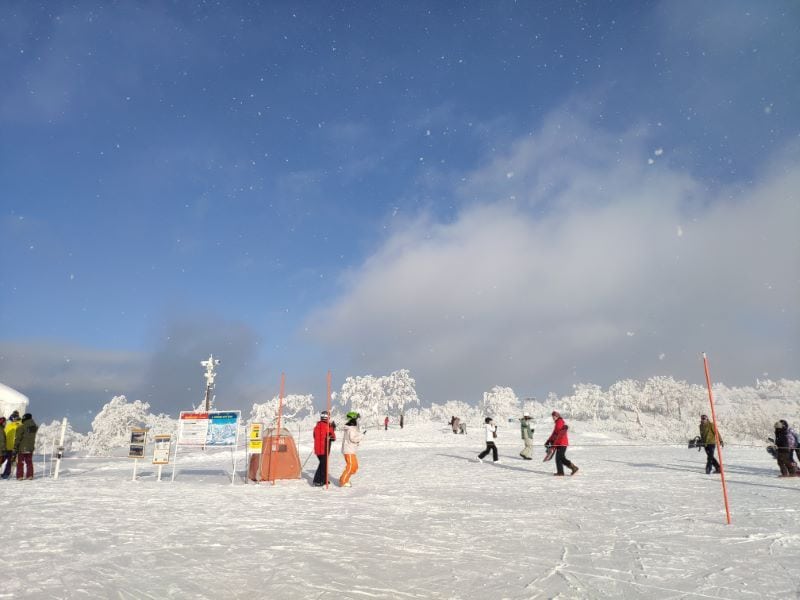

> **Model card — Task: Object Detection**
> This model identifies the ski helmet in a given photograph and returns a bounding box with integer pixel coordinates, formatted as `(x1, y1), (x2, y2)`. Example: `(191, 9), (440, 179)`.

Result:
(320, 410), (330, 421)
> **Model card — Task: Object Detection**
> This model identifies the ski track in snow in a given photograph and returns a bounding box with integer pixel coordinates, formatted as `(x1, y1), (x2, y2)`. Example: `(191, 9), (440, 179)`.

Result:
(1, 423), (798, 599)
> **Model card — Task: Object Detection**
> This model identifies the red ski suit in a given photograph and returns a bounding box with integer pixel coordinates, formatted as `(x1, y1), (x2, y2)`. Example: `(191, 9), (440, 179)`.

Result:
(313, 421), (336, 455)
(546, 417), (569, 447)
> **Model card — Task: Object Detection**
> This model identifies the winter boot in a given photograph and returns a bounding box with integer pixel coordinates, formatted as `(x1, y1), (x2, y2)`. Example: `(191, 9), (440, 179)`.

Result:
(570, 465), (579, 475)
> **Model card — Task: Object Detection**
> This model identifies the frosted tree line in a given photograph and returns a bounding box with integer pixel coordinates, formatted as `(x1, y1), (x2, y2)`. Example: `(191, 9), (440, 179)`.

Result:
(25, 375), (800, 455)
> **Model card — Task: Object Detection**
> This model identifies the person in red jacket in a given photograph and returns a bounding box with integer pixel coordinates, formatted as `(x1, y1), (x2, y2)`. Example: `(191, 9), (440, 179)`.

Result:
(312, 411), (337, 487)
(384, 416), (389, 431)
(546, 411), (578, 476)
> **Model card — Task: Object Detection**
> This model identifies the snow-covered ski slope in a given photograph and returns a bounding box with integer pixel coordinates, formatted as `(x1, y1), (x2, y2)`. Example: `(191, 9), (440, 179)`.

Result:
(1, 422), (797, 599)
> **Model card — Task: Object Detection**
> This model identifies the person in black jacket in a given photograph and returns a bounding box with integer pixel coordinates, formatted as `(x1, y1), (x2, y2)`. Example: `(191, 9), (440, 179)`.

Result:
(774, 420), (797, 477)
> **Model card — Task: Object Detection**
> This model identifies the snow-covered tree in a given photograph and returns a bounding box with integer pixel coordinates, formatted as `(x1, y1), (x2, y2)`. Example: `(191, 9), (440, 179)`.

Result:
(249, 394), (314, 426)
(338, 370), (421, 427)
(382, 369), (420, 416)
(144, 412), (179, 438)
(35, 420), (87, 454)
(429, 400), (480, 424)
(87, 395), (151, 456)
(338, 375), (386, 427)
(480, 386), (519, 422)
(562, 383), (610, 422)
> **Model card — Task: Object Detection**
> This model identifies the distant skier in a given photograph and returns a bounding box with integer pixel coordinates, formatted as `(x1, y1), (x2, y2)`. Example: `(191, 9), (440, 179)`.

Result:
(384, 416), (389, 431)
(774, 420), (797, 477)
(519, 413), (534, 460)
(450, 416), (461, 434)
(476, 417), (500, 463)
(400, 413), (404, 429)
(14, 413), (37, 480)
(339, 411), (364, 487)
(312, 410), (336, 487)
(545, 411), (578, 476)
(699, 414), (722, 474)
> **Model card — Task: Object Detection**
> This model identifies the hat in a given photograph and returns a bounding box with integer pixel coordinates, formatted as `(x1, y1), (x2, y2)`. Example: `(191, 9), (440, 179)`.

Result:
(22, 413), (31, 420)
(551, 411), (560, 418)
(9, 411), (20, 421)
(484, 416), (493, 423)
(320, 410), (330, 421)
(0, 417), (6, 425)
(346, 411), (360, 420)
(700, 414), (708, 420)
(523, 412), (531, 418)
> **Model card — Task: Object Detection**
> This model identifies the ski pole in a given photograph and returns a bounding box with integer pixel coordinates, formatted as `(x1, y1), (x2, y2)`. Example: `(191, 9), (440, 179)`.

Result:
(301, 448), (315, 469)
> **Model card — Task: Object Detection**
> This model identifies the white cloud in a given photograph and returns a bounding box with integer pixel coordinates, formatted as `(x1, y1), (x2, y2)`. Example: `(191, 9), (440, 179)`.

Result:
(308, 113), (800, 402)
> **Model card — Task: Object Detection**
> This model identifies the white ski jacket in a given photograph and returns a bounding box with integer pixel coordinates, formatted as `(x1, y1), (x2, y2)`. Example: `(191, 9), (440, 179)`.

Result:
(341, 424), (364, 455)
(485, 423), (497, 442)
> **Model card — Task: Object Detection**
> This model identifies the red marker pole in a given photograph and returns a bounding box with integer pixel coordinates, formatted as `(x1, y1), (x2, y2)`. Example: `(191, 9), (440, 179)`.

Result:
(271, 372), (286, 486)
(702, 353), (731, 525)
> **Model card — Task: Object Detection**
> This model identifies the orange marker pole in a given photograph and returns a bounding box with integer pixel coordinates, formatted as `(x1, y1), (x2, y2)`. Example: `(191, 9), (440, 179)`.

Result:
(325, 370), (332, 490)
(271, 372), (286, 486)
(702, 353), (731, 525)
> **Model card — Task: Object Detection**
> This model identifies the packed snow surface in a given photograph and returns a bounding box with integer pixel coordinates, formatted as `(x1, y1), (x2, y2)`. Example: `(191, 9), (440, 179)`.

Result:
(2, 422), (798, 599)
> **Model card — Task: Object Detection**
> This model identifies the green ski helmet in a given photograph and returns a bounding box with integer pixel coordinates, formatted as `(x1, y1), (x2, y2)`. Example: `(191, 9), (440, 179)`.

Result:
(346, 411), (360, 420)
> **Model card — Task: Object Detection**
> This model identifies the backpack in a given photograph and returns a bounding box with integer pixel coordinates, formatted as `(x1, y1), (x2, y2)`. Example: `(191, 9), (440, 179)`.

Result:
(788, 428), (799, 449)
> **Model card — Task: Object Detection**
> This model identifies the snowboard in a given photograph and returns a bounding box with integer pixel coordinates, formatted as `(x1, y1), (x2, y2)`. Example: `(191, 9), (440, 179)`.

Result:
(543, 445), (556, 462)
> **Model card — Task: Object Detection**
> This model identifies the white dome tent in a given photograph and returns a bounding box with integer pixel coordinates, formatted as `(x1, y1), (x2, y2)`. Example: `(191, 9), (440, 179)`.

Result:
(0, 381), (29, 418)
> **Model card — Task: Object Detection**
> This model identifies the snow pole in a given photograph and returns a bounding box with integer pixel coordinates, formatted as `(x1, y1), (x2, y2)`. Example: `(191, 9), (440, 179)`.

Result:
(53, 417), (67, 480)
(325, 370), (332, 490)
(702, 352), (732, 525)
(270, 372), (286, 485)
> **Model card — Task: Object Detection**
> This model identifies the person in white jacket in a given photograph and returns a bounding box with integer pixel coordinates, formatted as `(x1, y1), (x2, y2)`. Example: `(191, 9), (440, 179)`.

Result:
(477, 417), (500, 463)
(339, 411), (364, 487)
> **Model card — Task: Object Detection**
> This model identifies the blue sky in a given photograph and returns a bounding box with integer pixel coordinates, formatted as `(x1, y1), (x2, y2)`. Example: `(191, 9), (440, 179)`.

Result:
(1, 1), (798, 429)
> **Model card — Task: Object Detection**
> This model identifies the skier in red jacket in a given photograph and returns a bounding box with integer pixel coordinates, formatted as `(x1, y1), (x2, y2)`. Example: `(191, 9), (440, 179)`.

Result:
(546, 411), (578, 476)
(312, 411), (337, 487)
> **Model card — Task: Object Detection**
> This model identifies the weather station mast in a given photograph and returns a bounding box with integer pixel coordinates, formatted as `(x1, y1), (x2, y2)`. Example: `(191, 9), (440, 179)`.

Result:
(201, 354), (220, 412)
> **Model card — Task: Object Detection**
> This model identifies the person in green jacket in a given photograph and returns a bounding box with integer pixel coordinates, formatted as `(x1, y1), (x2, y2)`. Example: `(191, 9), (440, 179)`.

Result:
(519, 413), (534, 460)
(14, 412), (38, 480)
(1, 411), (21, 479)
(699, 414), (723, 474)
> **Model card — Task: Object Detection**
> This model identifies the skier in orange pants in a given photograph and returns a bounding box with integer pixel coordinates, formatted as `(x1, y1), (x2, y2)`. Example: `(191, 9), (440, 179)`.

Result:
(339, 411), (364, 487)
